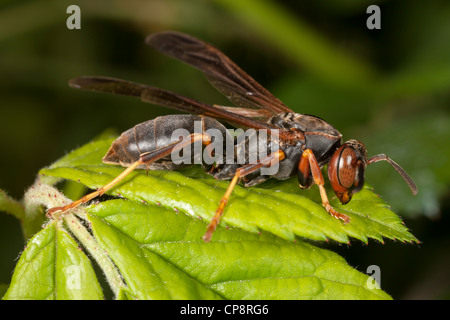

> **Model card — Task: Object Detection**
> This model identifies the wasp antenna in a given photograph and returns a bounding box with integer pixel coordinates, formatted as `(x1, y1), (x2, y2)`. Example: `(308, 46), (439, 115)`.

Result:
(368, 154), (418, 195)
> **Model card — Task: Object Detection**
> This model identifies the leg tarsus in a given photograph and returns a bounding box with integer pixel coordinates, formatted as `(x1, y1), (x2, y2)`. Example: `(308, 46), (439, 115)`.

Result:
(325, 203), (350, 224)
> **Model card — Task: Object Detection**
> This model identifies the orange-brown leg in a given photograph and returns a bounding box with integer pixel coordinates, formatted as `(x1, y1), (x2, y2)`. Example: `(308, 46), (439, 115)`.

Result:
(202, 150), (285, 242)
(301, 149), (350, 223)
(47, 133), (210, 217)
(47, 160), (143, 216)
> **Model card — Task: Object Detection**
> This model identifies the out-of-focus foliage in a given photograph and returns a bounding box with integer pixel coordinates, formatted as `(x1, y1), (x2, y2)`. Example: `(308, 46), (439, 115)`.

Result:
(0, 0), (449, 299)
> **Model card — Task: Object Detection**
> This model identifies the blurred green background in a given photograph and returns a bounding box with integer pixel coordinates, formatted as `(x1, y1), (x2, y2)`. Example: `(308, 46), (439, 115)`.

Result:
(0, 0), (449, 299)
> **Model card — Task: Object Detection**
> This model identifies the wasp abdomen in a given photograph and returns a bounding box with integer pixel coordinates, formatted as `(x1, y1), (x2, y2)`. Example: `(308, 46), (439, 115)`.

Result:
(102, 114), (230, 169)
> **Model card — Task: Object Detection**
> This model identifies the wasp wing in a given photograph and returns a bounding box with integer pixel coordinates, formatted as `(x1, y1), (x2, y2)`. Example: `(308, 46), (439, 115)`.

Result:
(146, 31), (293, 118)
(69, 76), (282, 132)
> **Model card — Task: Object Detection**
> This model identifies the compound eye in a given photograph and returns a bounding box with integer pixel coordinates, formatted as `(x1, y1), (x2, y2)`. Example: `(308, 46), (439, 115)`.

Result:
(337, 147), (357, 188)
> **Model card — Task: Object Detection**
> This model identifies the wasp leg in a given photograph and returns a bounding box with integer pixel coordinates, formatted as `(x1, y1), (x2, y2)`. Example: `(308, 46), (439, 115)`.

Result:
(297, 148), (312, 188)
(46, 133), (211, 217)
(203, 150), (285, 242)
(300, 149), (350, 224)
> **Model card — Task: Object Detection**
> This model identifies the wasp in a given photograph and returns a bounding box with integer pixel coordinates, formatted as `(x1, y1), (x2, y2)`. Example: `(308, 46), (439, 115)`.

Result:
(47, 31), (417, 242)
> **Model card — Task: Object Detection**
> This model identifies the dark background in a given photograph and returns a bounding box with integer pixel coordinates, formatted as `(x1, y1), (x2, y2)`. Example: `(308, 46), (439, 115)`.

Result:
(0, 0), (449, 299)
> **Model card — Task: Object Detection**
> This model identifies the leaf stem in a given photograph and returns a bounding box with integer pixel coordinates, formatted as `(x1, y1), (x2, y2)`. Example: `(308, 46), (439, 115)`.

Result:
(23, 182), (128, 298)
(1, 188), (44, 240)
(0, 189), (25, 220)
(63, 212), (127, 298)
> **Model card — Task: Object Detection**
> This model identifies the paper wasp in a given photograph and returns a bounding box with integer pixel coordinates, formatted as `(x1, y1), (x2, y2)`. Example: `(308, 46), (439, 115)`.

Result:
(47, 31), (417, 242)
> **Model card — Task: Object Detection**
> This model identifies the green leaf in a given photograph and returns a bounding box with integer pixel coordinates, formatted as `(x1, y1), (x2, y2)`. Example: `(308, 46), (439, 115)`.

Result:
(39, 136), (418, 244)
(4, 193), (392, 300)
(85, 199), (392, 299)
(3, 221), (104, 300)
